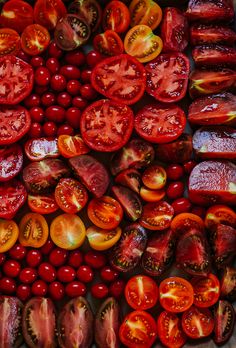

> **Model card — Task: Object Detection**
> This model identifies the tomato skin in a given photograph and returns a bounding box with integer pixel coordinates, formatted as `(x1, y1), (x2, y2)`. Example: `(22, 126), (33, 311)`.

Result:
(91, 283), (109, 299)
(182, 306), (214, 339)
(0, 0), (33, 33)
(93, 30), (124, 56)
(191, 273), (220, 308)
(129, 0), (162, 30)
(65, 281), (86, 297)
(171, 213), (205, 235)
(21, 24), (50, 56)
(115, 168), (141, 194)
(157, 311), (187, 348)
(103, 0), (130, 33)
(0, 28), (20, 56)
(34, 0), (67, 30)
(84, 250), (107, 269)
(48, 281), (64, 301)
(19, 213), (49, 248)
(58, 134), (90, 158)
(77, 265), (94, 283)
(140, 201), (174, 231)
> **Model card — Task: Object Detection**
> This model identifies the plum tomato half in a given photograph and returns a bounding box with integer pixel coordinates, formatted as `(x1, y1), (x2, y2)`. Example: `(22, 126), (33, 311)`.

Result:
(21, 24), (50, 56)
(112, 185), (142, 221)
(69, 0), (102, 32)
(157, 311), (187, 348)
(0, 0), (33, 33)
(103, 0), (130, 33)
(140, 201), (174, 231)
(19, 213), (49, 248)
(86, 225), (122, 251)
(33, 0), (67, 30)
(182, 306), (214, 339)
(191, 273), (220, 308)
(190, 24), (236, 46)
(0, 28), (20, 56)
(115, 168), (141, 194)
(93, 30), (124, 56)
(170, 212), (205, 235)
(214, 300), (235, 345)
(186, 0), (234, 22)
(0, 179), (27, 219)
(129, 0), (162, 30)
(0, 219), (19, 253)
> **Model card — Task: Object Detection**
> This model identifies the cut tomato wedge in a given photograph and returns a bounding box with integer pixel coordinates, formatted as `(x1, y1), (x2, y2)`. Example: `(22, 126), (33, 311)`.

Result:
(86, 225), (122, 251)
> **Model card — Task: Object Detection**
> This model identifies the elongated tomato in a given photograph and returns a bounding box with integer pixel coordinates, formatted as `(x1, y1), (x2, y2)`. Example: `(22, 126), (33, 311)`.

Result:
(19, 213), (49, 248)
(192, 45), (236, 67)
(190, 24), (236, 46)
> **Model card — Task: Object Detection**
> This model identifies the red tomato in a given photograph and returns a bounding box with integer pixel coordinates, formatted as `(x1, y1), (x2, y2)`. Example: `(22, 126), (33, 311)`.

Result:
(145, 52), (190, 103)
(49, 248), (68, 267)
(26, 250), (42, 268)
(0, 180), (27, 219)
(3, 260), (21, 278)
(77, 265), (94, 283)
(140, 201), (174, 231)
(182, 306), (214, 339)
(93, 30), (124, 56)
(38, 262), (56, 283)
(109, 278), (125, 298)
(57, 266), (76, 283)
(34, 0), (67, 30)
(205, 204), (236, 230)
(65, 281), (86, 297)
(157, 311), (187, 348)
(125, 275), (158, 310)
(80, 99), (134, 152)
(8, 244), (26, 260)
(191, 273), (220, 308)
(129, 0), (162, 30)
(91, 283), (109, 299)
(0, 28), (20, 56)
(19, 268), (37, 284)
(24, 138), (59, 161)
(68, 250), (83, 268)
(21, 24), (50, 56)
(31, 280), (48, 296)
(91, 54), (146, 105)
(84, 250), (107, 269)
(103, 0), (130, 33)
(100, 266), (118, 283)
(28, 194), (58, 214)
(58, 134), (90, 158)
(48, 281), (64, 301)
(0, 0), (33, 33)
(0, 144), (23, 181)
(0, 277), (16, 294)
(0, 55), (33, 105)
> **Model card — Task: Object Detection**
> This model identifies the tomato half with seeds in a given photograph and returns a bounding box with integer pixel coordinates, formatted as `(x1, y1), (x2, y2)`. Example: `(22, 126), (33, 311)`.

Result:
(0, 144), (23, 181)
(28, 194), (58, 214)
(34, 0), (67, 30)
(86, 225), (122, 251)
(119, 310), (157, 348)
(55, 178), (88, 214)
(124, 25), (163, 63)
(80, 99), (134, 152)
(142, 165), (167, 190)
(115, 168), (141, 194)
(191, 273), (220, 308)
(0, 180), (27, 219)
(0, 0), (33, 33)
(182, 306), (214, 339)
(157, 311), (187, 348)
(129, 0), (162, 30)
(21, 24), (50, 56)
(91, 54), (146, 105)
(0, 219), (19, 253)
(19, 213), (49, 248)
(103, 0), (130, 33)
(140, 201), (174, 231)
(205, 204), (236, 230)
(171, 213), (205, 235)
(93, 30), (123, 56)
(87, 196), (123, 230)
(68, 0), (102, 32)
(58, 134), (90, 158)
(125, 275), (158, 310)
(214, 300), (235, 345)
(25, 138), (59, 161)
(159, 277), (194, 313)
(0, 28), (20, 56)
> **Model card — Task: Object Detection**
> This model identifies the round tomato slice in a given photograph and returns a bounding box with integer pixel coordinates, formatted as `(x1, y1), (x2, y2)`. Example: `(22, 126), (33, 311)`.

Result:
(157, 311), (187, 348)
(140, 201), (174, 231)
(69, 0), (102, 33)
(50, 213), (86, 250)
(119, 310), (157, 348)
(0, 55), (33, 105)
(58, 134), (90, 159)
(0, 219), (19, 253)
(142, 165), (167, 190)
(159, 277), (194, 313)
(191, 273), (220, 308)
(80, 99), (134, 152)
(19, 213), (49, 248)
(87, 196), (123, 230)
(0, 179), (27, 219)
(0, 28), (20, 56)
(0, 0), (33, 33)
(145, 52), (190, 103)
(55, 178), (88, 214)
(0, 144), (23, 181)
(28, 194), (58, 215)
(205, 204), (236, 230)
(182, 306), (214, 339)
(124, 25), (163, 63)
(91, 54), (146, 105)
(125, 275), (158, 310)
(21, 24), (50, 56)
(129, 0), (162, 30)
(86, 225), (122, 250)
(33, 0), (67, 30)
(24, 138), (59, 161)
(103, 0), (130, 34)
(93, 30), (124, 56)
(171, 213), (205, 235)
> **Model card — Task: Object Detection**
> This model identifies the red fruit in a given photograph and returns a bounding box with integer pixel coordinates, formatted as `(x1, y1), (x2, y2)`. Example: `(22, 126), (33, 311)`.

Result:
(72, 96), (88, 109)
(156, 134), (193, 164)
(19, 268), (37, 284)
(65, 50), (86, 66)
(192, 45), (236, 67)
(65, 107), (81, 128)
(24, 94), (41, 108)
(109, 279), (125, 298)
(41, 92), (56, 107)
(50, 74), (67, 92)
(0, 254), (5, 265)
(65, 281), (86, 297)
(91, 283), (109, 299)
(34, 67), (51, 86)
(80, 84), (97, 100)
(84, 250), (107, 269)
(166, 164), (184, 181)
(77, 265), (94, 283)
(45, 106), (65, 123)
(16, 284), (31, 302)
(49, 248), (68, 267)
(48, 41), (63, 59)
(30, 107), (44, 123)
(38, 263), (56, 282)
(190, 24), (236, 46)
(57, 92), (72, 108)
(172, 197), (192, 214)
(46, 57), (60, 74)
(68, 250), (83, 268)
(40, 239), (54, 255)
(59, 65), (81, 80)
(3, 260), (21, 278)
(86, 50), (103, 67)
(100, 266), (119, 283)
(31, 280), (48, 296)
(8, 243), (26, 260)
(26, 249), (42, 268)
(57, 124), (74, 136)
(48, 281), (65, 301)
(29, 122), (43, 138)
(57, 266), (76, 283)
(43, 122), (57, 137)
(0, 277), (16, 294)
(186, 0), (234, 22)
(67, 80), (81, 96)
(166, 181), (185, 200)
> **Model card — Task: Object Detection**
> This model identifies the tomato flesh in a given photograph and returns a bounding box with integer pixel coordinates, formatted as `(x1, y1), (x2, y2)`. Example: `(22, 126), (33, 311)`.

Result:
(0, 179), (27, 219)
(140, 201), (174, 231)
(157, 311), (187, 348)
(103, 0), (130, 34)
(24, 137), (59, 161)
(93, 30), (124, 56)
(86, 225), (122, 251)
(0, 144), (23, 181)
(19, 213), (49, 248)
(182, 306), (214, 339)
(191, 273), (220, 308)
(34, 0), (67, 30)
(0, 28), (20, 56)
(0, 0), (33, 33)
(58, 134), (90, 158)
(28, 194), (58, 214)
(205, 204), (236, 230)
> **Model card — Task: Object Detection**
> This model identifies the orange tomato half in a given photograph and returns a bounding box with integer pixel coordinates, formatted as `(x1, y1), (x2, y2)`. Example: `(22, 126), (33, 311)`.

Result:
(0, 219), (19, 253)
(86, 225), (122, 250)
(129, 0), (162, 30)
(19, 213), (49, 248)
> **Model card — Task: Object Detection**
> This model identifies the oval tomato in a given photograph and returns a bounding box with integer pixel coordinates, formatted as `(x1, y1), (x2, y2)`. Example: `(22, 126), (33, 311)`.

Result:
(0, 55), (33, 105)
(159, 277), (194, 313)
(103, 0), (130, 33)
(21, 24), (50, 56)
(182, 306), (214, 339)
(205, 204), (236, 230)
(55, 178), (88, 214)
(0, 219), (19, 253)
(34, 0), (67, 30)
(80, 99), (134, 152)
(119, 310), (157, 348)
(50, 214), (86, 250)
(145, 53), (190, 103)
(0, 180), (27, 219)
(129, 0), (162, 30)
(0, 144), (23, 181)
(191, 273), (220, 308)
(93, 30), (124, 56)
(115, 168), (141, 194)
(69, 0), (102, 32)
(24, 138), (59, 161)
(58, 134), (90, 158)
(221, 267), (236, 301)
(140, 201), (174, 231)
(125, 275), (158, 310)
(171, 213), (205, 235)
(0, 28), (20, 56)
(135, 103), (186, 143)
(0, 0), (33, 33)
(86, 225), (122, 250)
(19, 213), (49, 248)
(91, 54), (146, 105)
(142, 165), (167, 190)
(28, 194), (58, 215)
(157, 311), (187, 348)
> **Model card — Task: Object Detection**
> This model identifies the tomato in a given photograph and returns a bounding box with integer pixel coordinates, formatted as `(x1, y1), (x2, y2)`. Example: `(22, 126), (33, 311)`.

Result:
(28, 194), (58, 214)
(21, 24), (50, 56)
(129, 0), (162, 30)
(68, 250), (83, 268)
(186, 0), (234, 22)
(0, 0), (33, 33)
(157, 311), (187, 348)
(100, 267), (118, 283)
(119, 310), (157, 348)
(171, 213), (205, 235)
(112, 185), (142, 221)
(26, 249), (42, 268)
(54, 14), (91, 51)
(77, 265), (94, 283)
(84, 250), (107, 269)
(8, 243), (26, 260)
(205, 204), (236, 230)
(182, 306), (214, 339)
(140, 201), (174, 231)
(214, 300), (235, 345)
(156, 134), (193, 164)
(193, 45), (236, 67)
(55, 178), (88, 214)
(115, 169), (141, 194)
(57, 266), (76, 283)
(57, 134), (89, 158)
(65, 281), (86, 297)
(31, 280), (48, 297)
(24, 137), (59, 161)
(125, 275), (158, 310)
(191, 273), (220, 308)
(109, 279), (125, 298)
(0, 220), (19, 253)
(86, 225), (122, 251)
(159, 277), (194, 313)
(0, 55), (33, 105)
(50, 213), (86, 250)
(0, 144), (23, 182)
(190, 24), (236, 46)
(0, 180), (27, 219)
(103, 0), (130, 33)
(91, 54), (146, 105)
(0, 28), (20, 56)
(140, 187), (165, 202)
(19, 213), (49, 248)
(93, 30), (123, 56)
(145, 53), (190, 103)
(34, 0), (66, 30)
(68, 0), (102, 32)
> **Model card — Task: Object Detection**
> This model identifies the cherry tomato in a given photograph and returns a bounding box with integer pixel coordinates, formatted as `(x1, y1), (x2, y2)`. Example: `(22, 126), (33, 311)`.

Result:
(66, 80), (81, 96)
(80, 84), (97, 100)
(0, 277), (16, 294)
(91, 283), (109, 299)
(34, 67), (51, 86)
(45, 106), (65, 123)
(65, 107), (81, 128)
(38, 262), (56, 283)
(21, 24), (50, 56)
(182, 306), (214, 339)
(0, 220), (19, 253)
(100, 267), (119, 283)
(57, 124), (74, 136)
(57, 92), (72, 108)
(29, 107), (44, 123)
(59, 65), (81, 80)
(28, 194), (59, 215)
(65, 281), (87, 297)
(0, 0), (33, 33)
(29, 122), (43, 138)
(140, 201), (174, 231)
(3, 260), (21, 278)
(48, 41), (63, 58)
(129, 0), (162, 30)
(86, 225), (122, 251)
(41, 92), (56, 106)
(86, 50), (103, 67)
(30, 56), (44, 69)
(157, 311), (187, 348)
(142, 165), (167, 190)
(191, 273), (220, 308)
(93, 30), (124, 56)
(84, 250), (107, 269)
(49, 248), (68, 267)
(166, 164), (184, 181)
(72, 96), (88, 109)
(0, 254), (5, 266)
(8, 243), (26, 260)
(46, 57), (60, 74)
(50, 74), (67, 92)
(0, 28), (20, 57)
(183, 160), (197, 174)
(48, 281), (64, 301)
(140, 187), (165, 203)
(103, 0), (130, 33)
(57, 266), (76, 283)
(205, 205), (236, 230)
(43, 122), (57, 137)
(16, 284), (31, 302)
(58, 134), (89, 158)
(77, 265), (94, 283)
(26, 250), (42, 268)
(171, 197), (192, 215)
(31, 280), (48, 296)
(40, 239), (54, 255)
(19, 213), (49, 248)
(166, 181), (185, 200)
(68, 250), (83, 268)
(19, 268), (37, 284)
(109, 279), (125, 298)
(24, 94), (41, 108)
(170, 213), (205, 235)
(81, 69), (92, 83)
(65, 49), (86, 66)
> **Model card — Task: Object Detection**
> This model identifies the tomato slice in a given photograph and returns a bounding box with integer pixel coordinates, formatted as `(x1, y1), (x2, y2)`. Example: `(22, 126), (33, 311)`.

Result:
(157, 311), (187, 348)
(140, 201), (174, 231)
(191, 273), (220, 308)
(55, 178), (88, 214)
(93, 30), (124, 56)
(33, 0), (67, 30)
(24, 137), (59, 161)
(58, 134), (90, 158)
(119, 310), (157, 348)
(140, 187), (165, 202)
(80, 99), (134, 152)
(0, 0), (33, 33)
(112, 185), (143, 221)
(0, 219), (19, 253)
(0, 144), (23, 181)
(142, 165), (167, 190)
(114, 168), (141, 194)
(0, 28), (20, 56)
(129, 0), (162, 30)
(0, 55), (33, 105)
(170, 213), (205, 235)
(86, 225), (122, 250)
(186, 0), (234, 22)
(125, 275), (158, 310)
(103, 0), (130, 34)
(19, 213), (49, 248)
(0, 179), (27, 219)
(28, 194), (58, 215)
(205, 204), (236, 230)
(159, 277), (194, 313)
(50, 213), (86, 250)
(145, 53), (190, 103)
(182, 306), (214, 339)
(21, 24), (50, 56)
(91, 54), (146, 105)
(87, 196), (123, 230)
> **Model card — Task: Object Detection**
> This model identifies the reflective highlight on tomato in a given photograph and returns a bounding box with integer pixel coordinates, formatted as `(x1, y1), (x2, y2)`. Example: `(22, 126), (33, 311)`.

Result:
(0, 28), (20, 56)
(191, 273), (220, 308)
(21, 24), (50, 56)
(157, 311), (187, 348)
(86, 225), (121, 251)
(103, 0), (130, 33)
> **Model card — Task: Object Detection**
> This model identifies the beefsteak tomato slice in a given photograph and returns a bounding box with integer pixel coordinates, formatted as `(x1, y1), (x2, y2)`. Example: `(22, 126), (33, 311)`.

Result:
(0, 144), (23, 181)
(0, 28), (20, 56)
(33, 0), (67, 30)
(0, 179), (27, 219)
(24, 137), (59, 161)
(186, 0), (234, 22)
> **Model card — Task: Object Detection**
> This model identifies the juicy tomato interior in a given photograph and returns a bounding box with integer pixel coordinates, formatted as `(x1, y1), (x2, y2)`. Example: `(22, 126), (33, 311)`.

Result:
(129, 0), (162, 30)
(28, 194), (58, 214)
(157, 311), (187, 348)
(0, 220), (19, 253)
(191, 273), (220, 308)
(19, 213), (49, 248)
(182, 306), (214, 339)
(86, 225), (122, 251)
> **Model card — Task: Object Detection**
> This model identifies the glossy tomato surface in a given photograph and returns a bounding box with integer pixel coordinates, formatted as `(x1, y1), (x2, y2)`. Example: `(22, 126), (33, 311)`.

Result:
(157, 311), (187, 348)
(0, 28), (20, 56)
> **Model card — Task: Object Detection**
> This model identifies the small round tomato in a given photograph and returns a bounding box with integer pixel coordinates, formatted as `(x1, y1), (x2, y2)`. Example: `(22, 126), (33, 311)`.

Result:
(86, 225), (122, 251)
(21, 24), (50, 56)
(84, 250), (107, 269)
(170, 213), (205, 235)
(49, 248), (68, 267)
(0, 277), (16, 294)
(87, 196), (123, 230)
(166, 164), (184, 181)
(16, 284), (31, 302)
(8, 243), (26, 260)
(19, 213), (49, 248)
(26, 249), (42, 268)
(119, 310), (157, 348)
(57, 266), (76, 283)
(129, 0), (162, 30)
(166, 181), (185, 200)
(33, 0), (67, 30)
(100, 266), (118, 283)
(142, 165), (167, 190)
(93, 30), (124, 56)
(109, 278), (125, 298)
(58, 134), (90, 158)
(48, 281), (64, 301)
(91, 283), (109, 299)
(159, 277), (194, 313)
(140, 201), (174, 231)
(205, 204), (236, 230)
(19, 268), (37, 284)
(182, 306), (214, 339)
(0, 0), (33, 33)
(0, 28), (20, 56)
(191, 273), (220, 308)
(172, 197), (192, 215)
(77, 265), (94, 283)
(3, 260), (21, 278)
(103, 0), (130, 33)
(68, 250), (83, 268)
(125, 275), (158, 310)
(124, 25), (163, 63)
(50, 214), (86, 250)
(140, 187), (165, 202)
(0, 220), (19, 253)
(31, 280), (48, 296)
(157, 311), (187, 348)
(38, 262), (56, 283)
(28, 194), (59, 214)
(65, 281), (86, 297)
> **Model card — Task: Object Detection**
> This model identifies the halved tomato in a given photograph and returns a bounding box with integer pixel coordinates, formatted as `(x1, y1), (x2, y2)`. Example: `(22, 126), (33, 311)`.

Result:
(58, 134), (90, 158)
(0, 28), (20, 56)
(93, 30), (124, 56)
(214, 300), (235, 345)
(50, 213), (86, 250)
(0, 0), (33, 33)
(205, 204), (236, 230)
(34, 0), (67, 30)
(170, 213), (205, 235)
(191, 273), (220, 308)
(157, 311), (187, 348)
(19, 213), (49, 248)
(0, 144), (23, 181)
(69, 0), (102, 32)
(86, 225), (122, 251)
(103, 0), (130, 33)
(140, 201), (174, 231)
(186, 0), (234, 22)
(129, 0), (162, 30)
(87, 196), (123, 230)
(140, 187), (166, 202)
(28, 194), (58, 215)
(190, 24), (236, 46)
(192, 45), (236, 67)
(221, 267), (236, 301)
(125, 275), (158, 310)
(119, 310), (157, 348)
(182, 306), (214, 339)
(24, 137), (59, 161)
(124, 25), (163, 63)
(0, 180), (27, 219)
(55, 178), (88, 214)
(0, 219), (19, 253)
(115, 168), (141, 194)
(111, 185), (142, 221)
(142, 165), (167, 190)
(21, 24), (50, 56)
(159, 277), (194, 313)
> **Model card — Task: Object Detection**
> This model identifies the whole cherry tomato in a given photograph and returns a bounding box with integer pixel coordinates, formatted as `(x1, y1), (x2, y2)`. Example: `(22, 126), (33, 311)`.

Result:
(3, 260), (21, 278)
(16, 284), (31, 302)
(77, 265), (94, 283)
(48, 281), (65, 301)
(31, 280), (48, 296)
(38, 262), (56, 283)
(91, 283), (109, 299)
(26, 250), (42, 268)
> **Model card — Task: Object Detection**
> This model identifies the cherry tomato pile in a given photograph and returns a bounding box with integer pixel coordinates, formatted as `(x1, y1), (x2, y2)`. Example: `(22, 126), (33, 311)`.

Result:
(0, 0), (236, 347)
